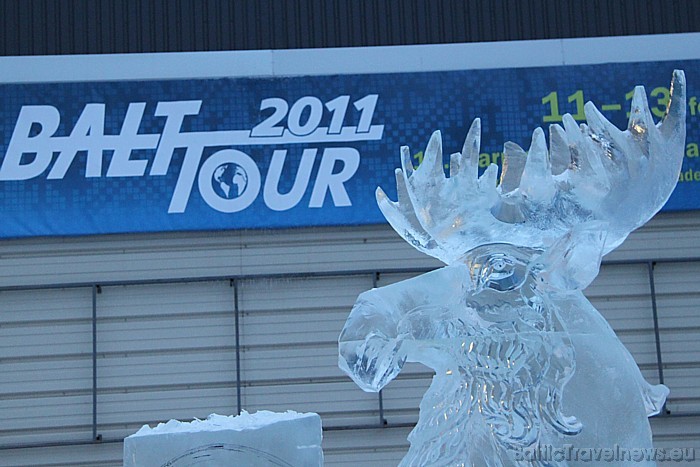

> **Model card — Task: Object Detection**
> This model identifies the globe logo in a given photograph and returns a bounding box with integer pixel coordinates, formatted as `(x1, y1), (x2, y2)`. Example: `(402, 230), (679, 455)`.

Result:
(212, 162), (249, 200)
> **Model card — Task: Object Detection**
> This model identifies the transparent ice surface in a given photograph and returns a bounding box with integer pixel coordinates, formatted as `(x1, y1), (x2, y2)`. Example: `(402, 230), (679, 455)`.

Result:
(376, 71), (686, 265)
(339, 71), (685, 466)
(124, 411), (323, 467)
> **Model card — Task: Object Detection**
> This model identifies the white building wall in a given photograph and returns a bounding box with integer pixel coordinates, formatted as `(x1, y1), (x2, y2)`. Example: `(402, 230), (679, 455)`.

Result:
(0, 211), (699, 466)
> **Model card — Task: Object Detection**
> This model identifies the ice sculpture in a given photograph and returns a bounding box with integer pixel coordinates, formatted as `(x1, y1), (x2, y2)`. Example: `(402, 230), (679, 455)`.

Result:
(123, 411), (323, 467)
(339, 71), (686, 466)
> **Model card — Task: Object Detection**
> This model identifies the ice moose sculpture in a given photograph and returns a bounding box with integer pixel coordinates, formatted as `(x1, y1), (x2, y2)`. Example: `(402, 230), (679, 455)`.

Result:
(338, 70), (686, 466)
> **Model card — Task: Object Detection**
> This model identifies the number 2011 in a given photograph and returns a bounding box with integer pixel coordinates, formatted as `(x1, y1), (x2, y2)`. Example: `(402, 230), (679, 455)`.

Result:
(251, 94), (379, 137)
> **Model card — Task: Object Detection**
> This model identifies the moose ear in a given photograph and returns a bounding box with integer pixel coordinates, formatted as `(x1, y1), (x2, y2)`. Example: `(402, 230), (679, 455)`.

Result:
(534, 221), (607, 291)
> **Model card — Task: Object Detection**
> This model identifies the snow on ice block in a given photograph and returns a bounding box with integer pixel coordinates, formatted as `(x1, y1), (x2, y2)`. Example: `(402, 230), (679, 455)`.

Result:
(123, 410), (323, 467)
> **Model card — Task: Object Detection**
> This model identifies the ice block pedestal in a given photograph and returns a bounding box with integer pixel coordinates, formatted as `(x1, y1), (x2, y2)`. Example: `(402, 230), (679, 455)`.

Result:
(124, 411), (323, 467)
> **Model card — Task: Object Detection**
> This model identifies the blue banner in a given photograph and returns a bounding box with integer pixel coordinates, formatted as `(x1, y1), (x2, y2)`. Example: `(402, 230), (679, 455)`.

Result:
(0, 59), (698, 237)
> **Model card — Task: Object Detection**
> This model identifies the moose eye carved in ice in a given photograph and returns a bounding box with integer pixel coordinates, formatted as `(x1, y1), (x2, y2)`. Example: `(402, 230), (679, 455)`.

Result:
(339, 71), (686, 466)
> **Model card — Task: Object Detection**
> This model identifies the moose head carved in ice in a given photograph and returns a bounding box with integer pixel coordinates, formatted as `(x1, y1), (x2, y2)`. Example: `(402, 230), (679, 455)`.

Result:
(339, 71), (686, 466)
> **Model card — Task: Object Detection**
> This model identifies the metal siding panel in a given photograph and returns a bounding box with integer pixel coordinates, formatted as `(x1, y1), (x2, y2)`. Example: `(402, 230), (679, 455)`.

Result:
(207, 0), (221, 51)
(362, 0), (378, 46)
(173, 0), (186, 51)
(243, 380), (381, 426)
(333, 0), (350, 48)
(238, 274), (370, 378)
(405, 0), (422, 45)
(465, 1), (480, 43)
(237, 229), (438, 277)
(651, 1), (666, 35)
(501, 0), (519, 42)
(249, 0), (266, 50)
(238, 274), (371, 312)
(545, 0), (561, 38)
(97, 387), (239, 438)
(323, 426), (411, 466)
(344, 0), (360, 46)
(110, 1), (126, 55)
(427, 0), (443, 44)
(438, 0), (455, 44)
(93, 281), (238, 441)
(128, 0), (143, 52)
(1, 2), (9, 55)
(237, 274), (379, 428)
(676, 0), (694, 32)
(16, 0), (33, 55)
(191, 0), (205, 52)
(0, 288), (93, 448)
(650, 415), (700, 453)
(571, 0), (588, 38)
(0, 442), (124, 467)
(254, 0), (267, 49)
(586, 263), (651, 298)
(138, 0), (152, 53)
(4, 0), (700, 55)
(654, 261), (700, 415)
(607, 0), (625, 37)
(9, 1), (23, 55)
(381, 0), (400, 45)
(219, 0), (234, 51)
(288, 3), (310, 48)
(70, 0), (87, 54)
(320, 0), (333, 48)
(84, 0), (100, 54)
(240, 307), (346, 347)
(98, 350), (237, 389)
(630, 0), (648, 36)
(242, 344), (338, 382)
(380, 376), (430, 425)
(231, 1), (247, 50)
(361, 0), (373, 46)
(96, 0), (113, 55)
(149, 0), (162, 52)
(0, 212), (698, 288)
(595, 1), (614, 36)
(0, 213), (698, 464)
(585, 0), (600, 37)
(270, 0), (289, 50)
(319, 0), (336, 48)
(164, 0), (177, 52)
(27, 0), (45, 55)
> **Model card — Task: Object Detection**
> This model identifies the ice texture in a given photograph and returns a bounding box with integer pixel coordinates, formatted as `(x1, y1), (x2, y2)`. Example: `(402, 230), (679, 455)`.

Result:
(123, 411), (323, 467)
(339, 71), (686, 466)
(376, 72), (686, 265)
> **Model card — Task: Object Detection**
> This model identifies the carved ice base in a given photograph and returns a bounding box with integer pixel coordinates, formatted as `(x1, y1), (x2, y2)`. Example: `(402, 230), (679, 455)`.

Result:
(123, 411), (323, 467)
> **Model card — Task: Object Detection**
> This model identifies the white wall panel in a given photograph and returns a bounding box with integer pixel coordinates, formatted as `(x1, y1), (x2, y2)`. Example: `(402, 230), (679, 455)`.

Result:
(648, 261), (700, 416)
(0, 212), (699, 465)
(92, 281), (238, 442)
(651, 416), (700, 467)
(243, 381), (381, 427)
(0, 288), (94, 448)
(380, 376), (432, 425)
(0, 211), (697, 287)
(238, 275), (378, 429)
(323, 426), (412, 467)
(0, 442), (124, 467)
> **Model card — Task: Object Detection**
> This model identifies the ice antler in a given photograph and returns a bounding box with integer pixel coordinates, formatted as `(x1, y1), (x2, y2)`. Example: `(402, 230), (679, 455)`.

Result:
(377, 70), (687, 264)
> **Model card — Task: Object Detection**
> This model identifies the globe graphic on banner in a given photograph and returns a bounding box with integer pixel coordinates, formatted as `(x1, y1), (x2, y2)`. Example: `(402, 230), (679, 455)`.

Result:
(212, 162), (249, 200)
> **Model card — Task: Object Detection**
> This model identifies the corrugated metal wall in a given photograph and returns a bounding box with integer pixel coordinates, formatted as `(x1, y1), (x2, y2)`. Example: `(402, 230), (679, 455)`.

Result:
(1, 213), (699, 466)
(2, 0), (700, 56)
